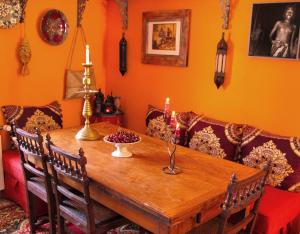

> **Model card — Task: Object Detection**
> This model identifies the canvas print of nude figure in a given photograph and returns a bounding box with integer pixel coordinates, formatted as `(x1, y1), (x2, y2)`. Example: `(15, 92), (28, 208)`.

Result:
(152, 23), (177, 51)
(249, 2), (300, 59)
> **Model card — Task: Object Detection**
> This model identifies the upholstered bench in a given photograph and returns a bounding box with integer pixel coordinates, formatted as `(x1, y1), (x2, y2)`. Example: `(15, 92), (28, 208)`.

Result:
(2, 150), (48, 216)
(254, 185), (300, 234)
(1, 101), (63, 216)
(2, 150), (28, 213)
(146, 105), (300, 234)
(240, 126), (300, 234)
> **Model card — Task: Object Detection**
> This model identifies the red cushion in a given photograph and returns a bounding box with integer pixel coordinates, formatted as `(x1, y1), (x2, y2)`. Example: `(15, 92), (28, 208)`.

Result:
(2, 150), (47, 216)
(145, 105), (189, 146)
(2, 101), (63, 149)
(254, 185), (300, 234)
(187, 113), (243, 162)
(4, 173), (28, 213)
(241, 126), (300, 191)
(3, 150), (24, 182)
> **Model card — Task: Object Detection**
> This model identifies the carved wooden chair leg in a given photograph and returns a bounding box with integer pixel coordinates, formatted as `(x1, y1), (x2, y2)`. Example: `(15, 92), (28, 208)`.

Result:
(48, 200), (56, 234)
(27, 192), (36, 234)
(58, 216), (65, 234)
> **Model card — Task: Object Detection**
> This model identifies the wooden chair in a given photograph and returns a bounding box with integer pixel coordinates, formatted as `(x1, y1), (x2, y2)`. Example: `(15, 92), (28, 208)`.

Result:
(193, 165), (270, 234)
(15, 128), (56, 234)
(45, 134), (128, 234)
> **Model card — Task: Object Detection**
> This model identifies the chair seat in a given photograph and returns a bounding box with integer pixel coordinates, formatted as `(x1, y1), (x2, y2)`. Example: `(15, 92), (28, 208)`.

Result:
(254, 185), (300, 234)
(60, 199), (126, 232)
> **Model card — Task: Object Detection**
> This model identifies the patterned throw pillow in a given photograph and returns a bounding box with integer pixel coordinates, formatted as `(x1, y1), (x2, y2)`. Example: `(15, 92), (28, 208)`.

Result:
(241, 125), (300, 192)
(2, 101), (63, 148)
(145, 105), (189, 146)
(187, 113), (243, 162)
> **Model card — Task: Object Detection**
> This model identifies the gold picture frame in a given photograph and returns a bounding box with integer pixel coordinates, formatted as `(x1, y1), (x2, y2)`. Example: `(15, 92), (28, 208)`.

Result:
(142, 9), (191, 67)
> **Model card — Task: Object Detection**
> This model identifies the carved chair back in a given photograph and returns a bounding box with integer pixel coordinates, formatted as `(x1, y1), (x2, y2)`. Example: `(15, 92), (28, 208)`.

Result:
(218, 164), (270, 234)
(46, 134), (95, 233)
(15, 127), (56, 233)
(15, 127), (51, 190)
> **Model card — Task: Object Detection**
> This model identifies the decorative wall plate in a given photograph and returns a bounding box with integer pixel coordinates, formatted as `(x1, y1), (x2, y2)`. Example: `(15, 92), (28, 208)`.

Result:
(40, 9), (69, 45)
(0, 0), (22, 29)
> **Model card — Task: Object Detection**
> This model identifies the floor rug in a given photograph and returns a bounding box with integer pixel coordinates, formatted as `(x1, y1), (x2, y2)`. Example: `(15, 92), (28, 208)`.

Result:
(0, 199), (26, 234)
(0, 198), (143, 233)
(12, 220), (141, 234)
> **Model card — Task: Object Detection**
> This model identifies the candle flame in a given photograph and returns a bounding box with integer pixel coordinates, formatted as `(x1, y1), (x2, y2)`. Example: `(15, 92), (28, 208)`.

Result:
(166, 97), (170, 104)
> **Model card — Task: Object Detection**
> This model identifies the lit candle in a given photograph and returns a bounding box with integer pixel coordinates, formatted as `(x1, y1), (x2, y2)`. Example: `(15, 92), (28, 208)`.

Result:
(86, 44), (90, 64)
(164, 97), (170, 114)
(164, 97), (170, 123)
(170, 111), (176, 128)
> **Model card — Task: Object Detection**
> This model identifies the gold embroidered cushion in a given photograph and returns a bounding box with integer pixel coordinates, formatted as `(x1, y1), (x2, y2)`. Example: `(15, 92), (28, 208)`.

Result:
(187, 113), (243, 162)
(145, 105), (189, 146)
(241, 125), (300, 192)
(2, 101), (63, 148)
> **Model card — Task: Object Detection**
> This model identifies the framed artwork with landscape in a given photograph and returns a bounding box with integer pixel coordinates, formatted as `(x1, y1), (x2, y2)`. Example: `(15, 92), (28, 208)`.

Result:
(142, 9), (191, 67)
(249, 2), (300, 59)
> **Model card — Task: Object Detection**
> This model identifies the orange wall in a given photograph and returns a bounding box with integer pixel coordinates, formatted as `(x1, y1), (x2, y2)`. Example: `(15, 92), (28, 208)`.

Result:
(106, 0), (300, 137)
(0, 0), (107, 149)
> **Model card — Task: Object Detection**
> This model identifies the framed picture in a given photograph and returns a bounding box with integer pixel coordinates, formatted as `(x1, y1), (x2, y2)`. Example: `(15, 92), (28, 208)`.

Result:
(249, 2), (300, 59)
(142, 9), (191, 67)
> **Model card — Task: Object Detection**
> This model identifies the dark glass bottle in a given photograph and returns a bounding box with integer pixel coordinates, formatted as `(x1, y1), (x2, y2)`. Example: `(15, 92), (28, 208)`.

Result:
(94, 89), (104, 116)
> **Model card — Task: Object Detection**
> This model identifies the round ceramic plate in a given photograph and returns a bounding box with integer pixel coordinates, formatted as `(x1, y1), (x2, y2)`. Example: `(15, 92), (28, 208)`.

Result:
(0, 0), (22, 29)
(40, 9), (69, 45)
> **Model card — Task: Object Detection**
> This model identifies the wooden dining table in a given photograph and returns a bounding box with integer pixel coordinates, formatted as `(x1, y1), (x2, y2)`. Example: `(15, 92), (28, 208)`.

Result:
(46, 122), (258, 234)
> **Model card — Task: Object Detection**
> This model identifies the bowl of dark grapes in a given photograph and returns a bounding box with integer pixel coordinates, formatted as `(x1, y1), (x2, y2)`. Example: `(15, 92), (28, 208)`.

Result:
(103, 131), (141, 157)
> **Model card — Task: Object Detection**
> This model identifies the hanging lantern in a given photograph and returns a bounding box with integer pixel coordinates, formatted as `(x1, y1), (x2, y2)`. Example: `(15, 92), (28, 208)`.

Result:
(214, 32), (227, 89)
(119, 32), (127, 76)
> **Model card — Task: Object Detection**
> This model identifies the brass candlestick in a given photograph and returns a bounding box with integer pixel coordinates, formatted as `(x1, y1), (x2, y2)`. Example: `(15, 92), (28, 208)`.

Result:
(75, 63), (100, 141)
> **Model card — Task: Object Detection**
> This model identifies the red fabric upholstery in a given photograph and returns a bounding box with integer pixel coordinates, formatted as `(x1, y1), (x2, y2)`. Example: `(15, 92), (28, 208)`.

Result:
(2, 150), (47, 216)
(2, 150), (28, 213)
(254, 185), (300, 234)
(3, 150), (24, 182)
(66, 223), (85, 234)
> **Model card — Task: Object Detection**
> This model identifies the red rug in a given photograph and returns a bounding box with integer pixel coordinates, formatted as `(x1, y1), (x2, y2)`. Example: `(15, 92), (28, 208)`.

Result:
(0, 199), (26, 233)
(0, 199), (143, 233)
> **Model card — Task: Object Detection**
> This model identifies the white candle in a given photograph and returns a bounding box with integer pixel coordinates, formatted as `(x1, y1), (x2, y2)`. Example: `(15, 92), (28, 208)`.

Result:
(86, 44), (90, 64)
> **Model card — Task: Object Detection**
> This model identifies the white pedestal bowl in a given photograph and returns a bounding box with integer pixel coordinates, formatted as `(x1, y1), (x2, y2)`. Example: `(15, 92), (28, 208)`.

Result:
(103, 136), (141, 158)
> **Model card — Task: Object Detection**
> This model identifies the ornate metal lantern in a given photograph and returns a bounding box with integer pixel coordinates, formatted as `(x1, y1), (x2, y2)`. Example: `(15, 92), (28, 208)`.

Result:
(119, 32), (127, 76)
(214, 32), (227, 89)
